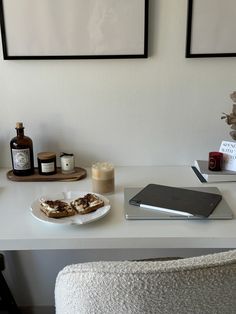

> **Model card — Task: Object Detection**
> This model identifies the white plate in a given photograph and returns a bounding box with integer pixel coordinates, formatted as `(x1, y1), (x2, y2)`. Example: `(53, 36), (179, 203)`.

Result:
(30, 191), (111, 225)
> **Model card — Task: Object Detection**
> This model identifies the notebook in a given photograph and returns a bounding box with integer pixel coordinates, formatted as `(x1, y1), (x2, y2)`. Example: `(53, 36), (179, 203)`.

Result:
(124, 185), (233, 220)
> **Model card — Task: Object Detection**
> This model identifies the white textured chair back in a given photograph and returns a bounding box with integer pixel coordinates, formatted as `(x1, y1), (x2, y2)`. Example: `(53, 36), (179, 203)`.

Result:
(55, 250), (236, 314)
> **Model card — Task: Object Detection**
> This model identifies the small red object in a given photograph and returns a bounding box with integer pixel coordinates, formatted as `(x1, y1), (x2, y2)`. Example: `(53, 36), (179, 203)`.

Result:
(208, 152), (223, 171)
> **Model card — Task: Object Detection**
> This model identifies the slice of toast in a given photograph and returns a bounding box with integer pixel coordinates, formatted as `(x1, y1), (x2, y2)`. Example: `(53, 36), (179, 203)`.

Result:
(40, 200), (77, 218)
(70, 193), (104, 215)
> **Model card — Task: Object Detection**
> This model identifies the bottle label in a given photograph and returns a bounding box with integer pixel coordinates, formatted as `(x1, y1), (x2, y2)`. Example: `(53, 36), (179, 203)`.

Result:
(41, 162), (55, 173)
(12, 148), (31, 170)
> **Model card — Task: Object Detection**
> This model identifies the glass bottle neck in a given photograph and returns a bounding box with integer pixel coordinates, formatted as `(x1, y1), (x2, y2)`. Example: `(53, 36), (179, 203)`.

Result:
(16, 128), (24, 137)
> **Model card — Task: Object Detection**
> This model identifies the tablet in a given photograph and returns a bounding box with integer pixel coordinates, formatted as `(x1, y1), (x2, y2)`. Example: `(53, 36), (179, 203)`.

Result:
(125, 187), (232, 220)
(128, 184), (222, 218)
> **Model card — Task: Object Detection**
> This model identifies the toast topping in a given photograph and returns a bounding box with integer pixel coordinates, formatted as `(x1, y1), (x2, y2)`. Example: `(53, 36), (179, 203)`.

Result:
(40, 199), (77, 218)
(40, 193), (105, 218)
(71, 193), (104, 214)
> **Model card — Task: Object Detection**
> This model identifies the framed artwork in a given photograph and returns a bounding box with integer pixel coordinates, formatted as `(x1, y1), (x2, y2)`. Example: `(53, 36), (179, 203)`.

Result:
(0, 0), (148, 60)
(186, 0), (236, 58)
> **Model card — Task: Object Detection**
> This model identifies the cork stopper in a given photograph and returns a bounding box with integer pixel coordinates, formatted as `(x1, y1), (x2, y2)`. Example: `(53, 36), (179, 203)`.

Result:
(15, 122), (24, 129)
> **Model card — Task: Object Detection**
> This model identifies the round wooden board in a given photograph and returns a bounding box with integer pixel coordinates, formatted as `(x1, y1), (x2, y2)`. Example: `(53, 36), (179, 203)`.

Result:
(7, 167), (87, 182)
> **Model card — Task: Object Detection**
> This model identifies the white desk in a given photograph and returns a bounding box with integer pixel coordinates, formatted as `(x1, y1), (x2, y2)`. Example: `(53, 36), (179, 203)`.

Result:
(0, 166), (236, 251)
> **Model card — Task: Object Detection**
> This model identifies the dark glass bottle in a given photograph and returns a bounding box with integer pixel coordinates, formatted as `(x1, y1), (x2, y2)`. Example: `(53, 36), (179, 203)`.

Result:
(10, 122), (34, 176)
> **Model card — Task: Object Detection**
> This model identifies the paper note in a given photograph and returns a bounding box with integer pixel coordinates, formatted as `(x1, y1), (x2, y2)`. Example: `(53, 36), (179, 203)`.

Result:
(219, 141), (236, 171)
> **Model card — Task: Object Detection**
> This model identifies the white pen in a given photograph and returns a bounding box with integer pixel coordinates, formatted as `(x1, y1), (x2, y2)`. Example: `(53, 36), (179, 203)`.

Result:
(140, 204), (194, 217)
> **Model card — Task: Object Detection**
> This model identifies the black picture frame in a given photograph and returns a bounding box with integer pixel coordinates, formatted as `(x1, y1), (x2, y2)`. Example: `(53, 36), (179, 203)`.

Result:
(0, 0), (148, 60)
(186, 0), (236, 58)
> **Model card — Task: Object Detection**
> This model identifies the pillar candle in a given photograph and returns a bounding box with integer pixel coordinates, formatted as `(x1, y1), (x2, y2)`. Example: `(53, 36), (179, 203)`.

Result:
(92, 162), (114, 194)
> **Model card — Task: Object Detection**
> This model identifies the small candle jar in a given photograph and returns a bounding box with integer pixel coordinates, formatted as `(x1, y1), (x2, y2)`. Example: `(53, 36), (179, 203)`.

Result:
(208, 152), (223, 171)
(60, 153), (75, 174)
(37, 152), (57, 175)
(92, 162), (114, 194)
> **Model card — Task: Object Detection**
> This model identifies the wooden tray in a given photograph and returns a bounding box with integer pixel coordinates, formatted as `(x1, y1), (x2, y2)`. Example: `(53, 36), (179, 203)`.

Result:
(7, 167), (87, 182)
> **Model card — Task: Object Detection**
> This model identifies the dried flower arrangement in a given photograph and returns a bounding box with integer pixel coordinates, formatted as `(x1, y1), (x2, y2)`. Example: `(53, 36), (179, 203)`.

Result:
(221, 92), (236, 140)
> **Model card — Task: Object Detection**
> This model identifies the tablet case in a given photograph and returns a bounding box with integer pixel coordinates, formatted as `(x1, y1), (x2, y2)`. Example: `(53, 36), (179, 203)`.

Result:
(126, 185), (230, 220)
(129, 184), (222, 218)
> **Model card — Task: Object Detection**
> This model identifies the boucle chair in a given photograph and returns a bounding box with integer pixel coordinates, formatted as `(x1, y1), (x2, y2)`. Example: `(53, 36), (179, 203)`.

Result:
(55, 250), (236, 314)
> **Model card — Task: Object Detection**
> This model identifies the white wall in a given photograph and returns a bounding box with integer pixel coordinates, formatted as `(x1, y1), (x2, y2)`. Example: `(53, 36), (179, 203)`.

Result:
(1, 0), (235, 169)
(1, 0), (236, 310)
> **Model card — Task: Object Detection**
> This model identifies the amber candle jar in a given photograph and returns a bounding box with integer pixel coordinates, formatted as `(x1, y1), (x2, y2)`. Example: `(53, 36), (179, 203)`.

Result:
(37, 152), (57, 175)
(92, 162), (114, 194)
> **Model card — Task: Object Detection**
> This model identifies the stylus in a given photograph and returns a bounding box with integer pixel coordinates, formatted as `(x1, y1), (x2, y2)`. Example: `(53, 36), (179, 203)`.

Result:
(140, 204), (194, 217)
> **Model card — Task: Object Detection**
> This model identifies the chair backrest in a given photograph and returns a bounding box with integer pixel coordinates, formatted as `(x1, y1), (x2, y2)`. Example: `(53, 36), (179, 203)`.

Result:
(55, 250), (236, 314)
